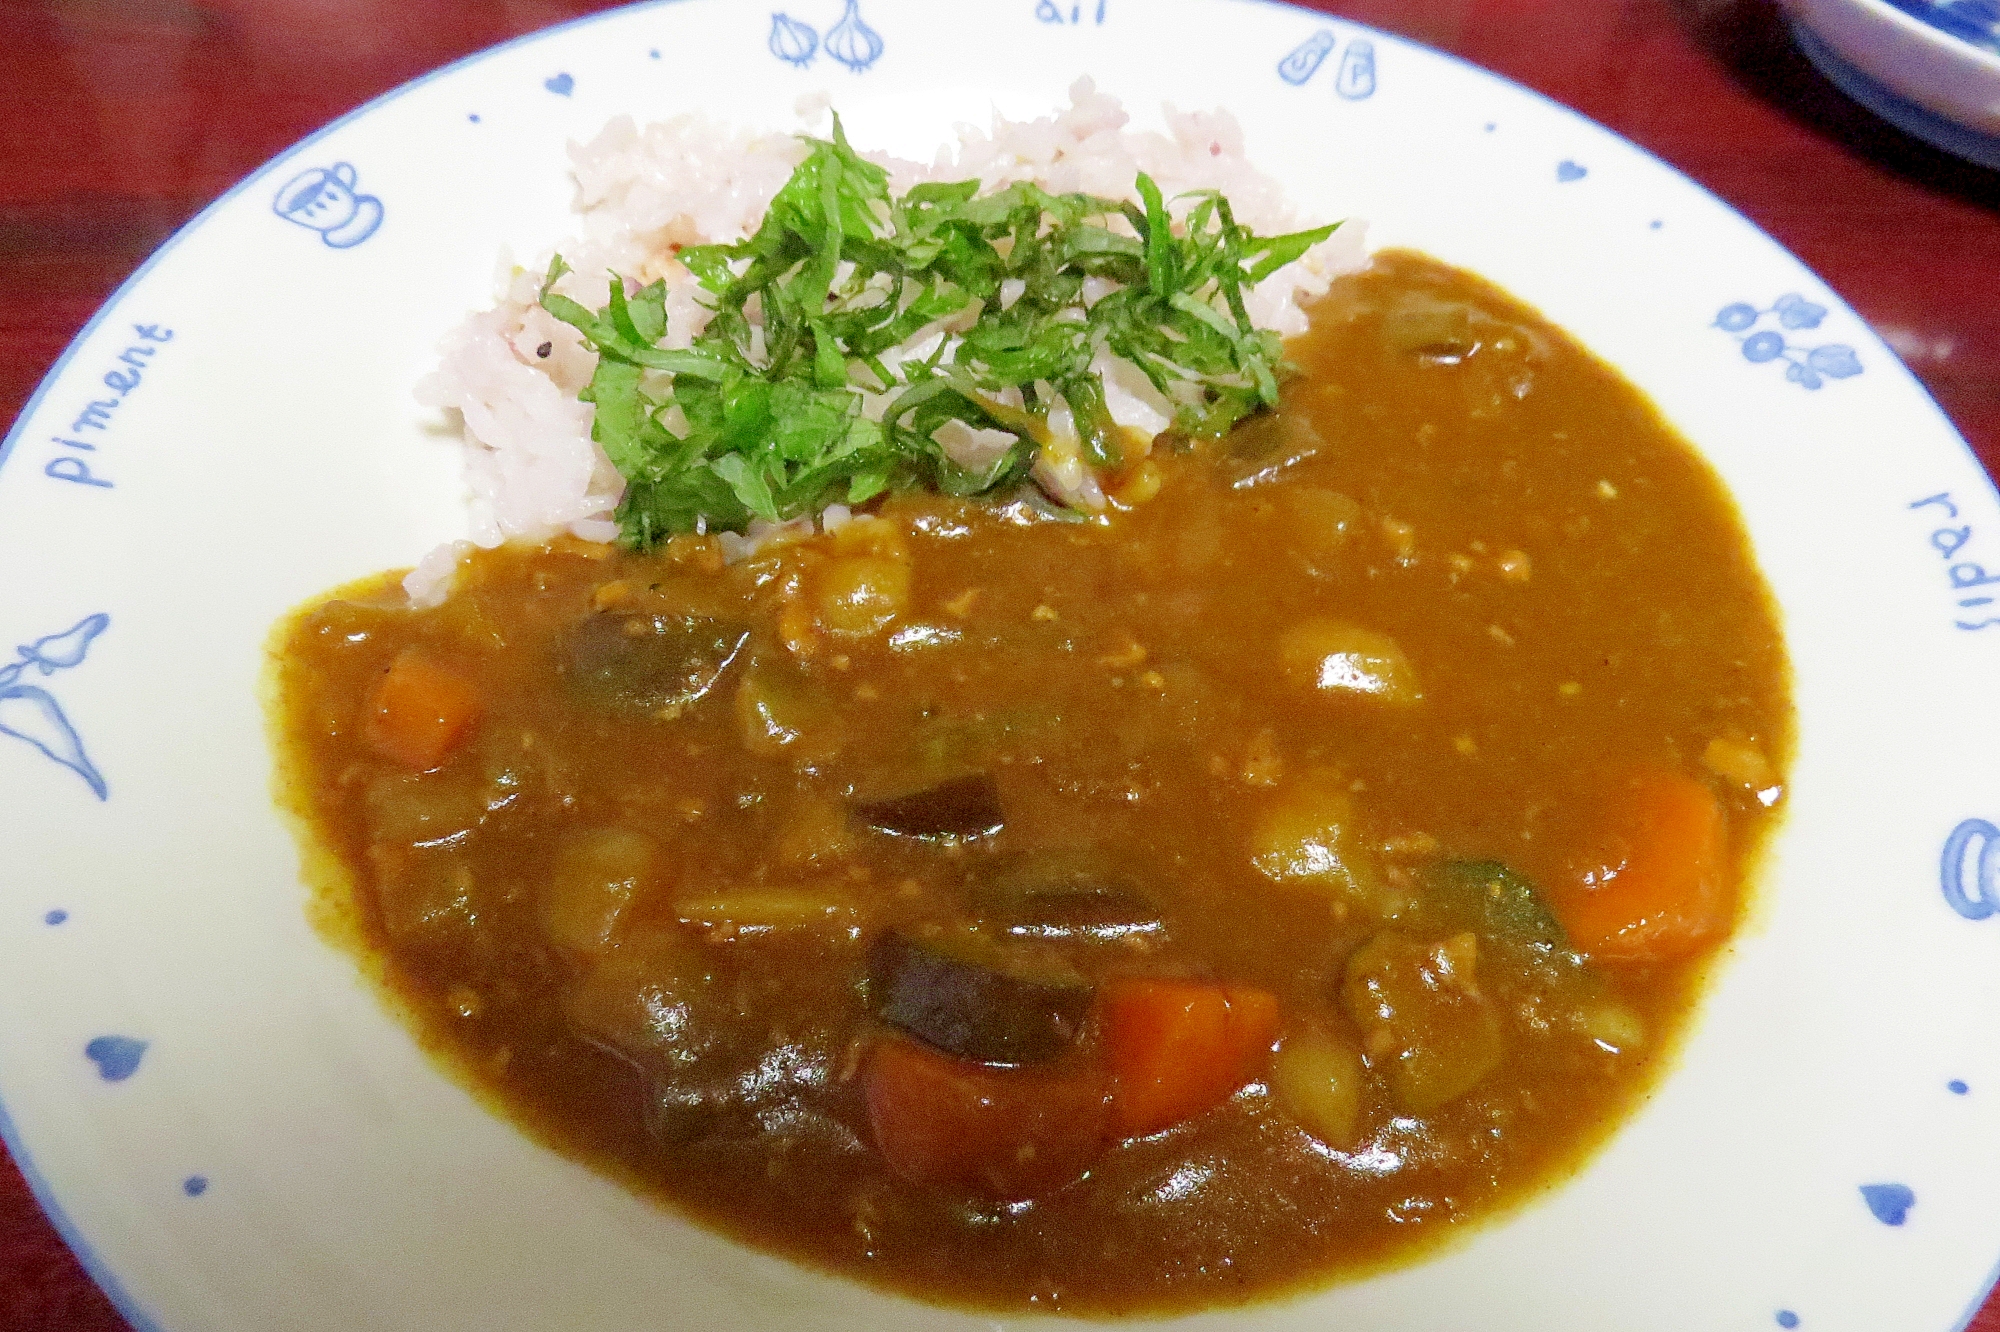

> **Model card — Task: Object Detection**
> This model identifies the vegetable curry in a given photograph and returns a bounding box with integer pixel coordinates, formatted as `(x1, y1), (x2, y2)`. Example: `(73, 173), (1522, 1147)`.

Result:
(271, 251), (1790, 1314)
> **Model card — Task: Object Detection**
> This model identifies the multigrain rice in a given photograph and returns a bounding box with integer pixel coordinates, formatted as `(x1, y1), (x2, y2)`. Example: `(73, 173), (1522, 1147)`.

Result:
(410, 79), (1367, 603)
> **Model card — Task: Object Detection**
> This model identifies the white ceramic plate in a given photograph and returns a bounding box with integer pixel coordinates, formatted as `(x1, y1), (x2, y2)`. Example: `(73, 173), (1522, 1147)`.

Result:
(5, 1), (2000, 1328)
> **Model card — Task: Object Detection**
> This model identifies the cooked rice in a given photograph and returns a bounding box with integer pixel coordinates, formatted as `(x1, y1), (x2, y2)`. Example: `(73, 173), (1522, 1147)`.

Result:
(409, 78), (1368, 605)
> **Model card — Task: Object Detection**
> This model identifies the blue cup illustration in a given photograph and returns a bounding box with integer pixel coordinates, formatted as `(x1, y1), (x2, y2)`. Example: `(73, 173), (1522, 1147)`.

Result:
(272, 162), (383, 249)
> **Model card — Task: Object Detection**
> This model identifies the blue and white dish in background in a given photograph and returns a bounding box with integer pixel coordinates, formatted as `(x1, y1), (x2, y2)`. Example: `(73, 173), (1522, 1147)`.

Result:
(1, 1), (1998, 1329)
(1783, 0), (2000, 168)
(1887, 0), (2000, 54)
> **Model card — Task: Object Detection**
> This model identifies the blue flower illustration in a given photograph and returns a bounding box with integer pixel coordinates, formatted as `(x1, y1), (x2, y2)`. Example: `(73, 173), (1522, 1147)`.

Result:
(1773, 293), (1827, 330)
(1716, 302), (1758, 333)
(1712, 295), (1861, 390)
(0, 614), (110, 799)
(1744, 330), (1785, 363)
(769, 12), (819, 66)
(825, 0), (883, 72)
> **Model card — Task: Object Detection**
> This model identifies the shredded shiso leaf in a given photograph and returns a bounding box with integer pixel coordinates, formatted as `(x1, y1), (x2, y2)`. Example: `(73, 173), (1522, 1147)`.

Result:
(538, 117), (1339, 547)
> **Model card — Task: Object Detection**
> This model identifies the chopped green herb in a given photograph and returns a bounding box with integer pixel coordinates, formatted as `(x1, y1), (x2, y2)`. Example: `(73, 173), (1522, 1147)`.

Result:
(538, 116), (1339, 546)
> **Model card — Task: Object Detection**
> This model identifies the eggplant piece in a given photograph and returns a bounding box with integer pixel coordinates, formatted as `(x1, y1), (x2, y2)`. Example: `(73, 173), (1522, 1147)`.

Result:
(974, 849), (1167, 945)
(561, 612), (749, 715)
(1426, 860), (1566, 947)
(869, 932), (1092, 1064)
(1220, 409), (1326, 489)
(853, 773), (1004, 842)
(1383, 297), (1478, 367)
(1380, 291), (1549, 370)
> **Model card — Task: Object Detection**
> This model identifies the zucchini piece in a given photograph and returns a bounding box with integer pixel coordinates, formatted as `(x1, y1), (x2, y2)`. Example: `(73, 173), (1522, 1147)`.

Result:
(1427, 859), (1566, 946)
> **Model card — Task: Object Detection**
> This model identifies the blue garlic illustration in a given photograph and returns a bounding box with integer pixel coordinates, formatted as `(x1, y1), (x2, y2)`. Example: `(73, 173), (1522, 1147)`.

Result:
(825, 0), (884, 72)
(769, 12), (819, 67)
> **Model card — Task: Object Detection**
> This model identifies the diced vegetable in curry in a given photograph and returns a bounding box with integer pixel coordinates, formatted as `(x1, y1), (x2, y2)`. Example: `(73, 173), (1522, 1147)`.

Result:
(270, 252), (1790, 1314)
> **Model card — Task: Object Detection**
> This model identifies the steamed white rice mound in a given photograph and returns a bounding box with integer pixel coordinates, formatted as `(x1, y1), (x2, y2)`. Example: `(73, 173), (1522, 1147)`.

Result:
(410, 78), (1368, 605)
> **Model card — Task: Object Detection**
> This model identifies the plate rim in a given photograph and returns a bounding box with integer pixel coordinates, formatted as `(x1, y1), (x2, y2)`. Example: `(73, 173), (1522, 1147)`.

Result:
(2, 2), (1996, 1329)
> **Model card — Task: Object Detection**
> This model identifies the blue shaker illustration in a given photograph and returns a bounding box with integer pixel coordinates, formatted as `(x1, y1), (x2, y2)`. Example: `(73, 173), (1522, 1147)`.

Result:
(1275, 30), (1377, 98)
(1335, 39), (1377, 100)
(272, 162), (384, 249)
(1278, 30), (1337, 85)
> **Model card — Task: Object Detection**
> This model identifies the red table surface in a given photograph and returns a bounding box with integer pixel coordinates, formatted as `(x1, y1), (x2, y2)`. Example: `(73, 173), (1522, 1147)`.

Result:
(2, 0), (1996, 1327)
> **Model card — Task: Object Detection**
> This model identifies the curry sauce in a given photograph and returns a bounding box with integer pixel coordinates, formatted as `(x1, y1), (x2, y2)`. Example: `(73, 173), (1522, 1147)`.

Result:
(270, 252), (1791, 1313)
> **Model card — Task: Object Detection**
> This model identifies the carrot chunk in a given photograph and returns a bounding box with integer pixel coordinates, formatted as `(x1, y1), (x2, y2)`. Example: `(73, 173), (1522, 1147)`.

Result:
(863, 1037), (1110, 1201)
(1551, 772), (1730, 964)
(1102, 979), (1280, 1138)
(363, 651), (481, 770)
